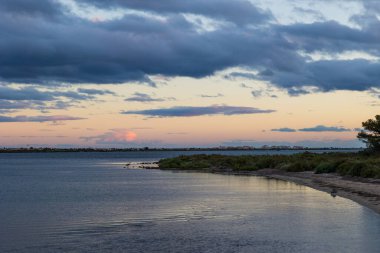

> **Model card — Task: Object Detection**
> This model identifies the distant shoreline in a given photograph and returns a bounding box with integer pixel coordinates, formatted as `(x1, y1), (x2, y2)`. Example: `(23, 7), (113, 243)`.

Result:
(0, 147), (362, 153)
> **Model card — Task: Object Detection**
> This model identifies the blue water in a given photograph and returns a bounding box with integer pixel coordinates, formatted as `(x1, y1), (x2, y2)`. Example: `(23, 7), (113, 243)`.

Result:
(0, 151), (379, 253)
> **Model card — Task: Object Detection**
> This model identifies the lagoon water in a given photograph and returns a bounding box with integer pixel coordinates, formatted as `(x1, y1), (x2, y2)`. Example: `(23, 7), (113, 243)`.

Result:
(1, 151), (380, 252)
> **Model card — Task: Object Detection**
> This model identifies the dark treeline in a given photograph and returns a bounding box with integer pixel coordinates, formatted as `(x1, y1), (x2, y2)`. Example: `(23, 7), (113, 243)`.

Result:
(0, 147), (360, 153)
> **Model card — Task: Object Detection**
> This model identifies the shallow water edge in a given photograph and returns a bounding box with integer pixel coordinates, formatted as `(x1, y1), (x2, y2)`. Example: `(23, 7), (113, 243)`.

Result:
(142, 161), (380, 216)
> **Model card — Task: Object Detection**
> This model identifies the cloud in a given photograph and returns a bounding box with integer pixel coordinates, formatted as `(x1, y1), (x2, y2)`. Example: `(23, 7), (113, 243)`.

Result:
(286, 87), (316, 96)
(225, 72), (258, 80)
(287, 60), (380, 92)
(277, 21), (369, 53)
(0, 86), (95, 101)
(240, 83), (253, 89)
(75, 0), (272, 26)
(81, 129), (137, 144)
(0, 0), (63, 18)
(122, 105), (275, 117)
(0, 1), (379, 94)
(298, 125), (352, 132)
(368, 88), (380, 99)
(293, 7), (324, 20)
(249, 87), (278, 98)
(53, 90), (95, 100)
(0, 1), (302, 87)
(77, 88), (116, 96)
(0, 86), (55, 101)
(15, 135), (67, 138)
(251, 90), (263, 98)
(125, 92), (168, 103)
(0, 115), (85, 122)
(221, 139), (364, 148)
(0, 85), (119, 112)
(0, 99), (74, 113)
(0, 100), (39, 110)
(199, 93), (224, 98)
(271, 125), (354, 132)
(271, 127), (297, 132)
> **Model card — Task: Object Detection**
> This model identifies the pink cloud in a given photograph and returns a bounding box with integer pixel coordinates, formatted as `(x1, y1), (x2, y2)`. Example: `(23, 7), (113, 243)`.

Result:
(81, 129), (137, 144)
(106, 129), (137, 142)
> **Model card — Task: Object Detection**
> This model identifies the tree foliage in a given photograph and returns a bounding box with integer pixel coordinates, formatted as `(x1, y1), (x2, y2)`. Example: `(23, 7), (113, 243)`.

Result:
(357, 115), (380, 151)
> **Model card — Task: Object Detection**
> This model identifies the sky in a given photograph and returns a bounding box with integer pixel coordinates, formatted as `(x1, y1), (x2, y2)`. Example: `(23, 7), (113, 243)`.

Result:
(0, 0), (379, 148)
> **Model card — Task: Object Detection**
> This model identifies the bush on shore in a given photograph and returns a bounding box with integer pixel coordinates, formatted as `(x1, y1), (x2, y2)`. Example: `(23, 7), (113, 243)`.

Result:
(158, 152), (380, 179)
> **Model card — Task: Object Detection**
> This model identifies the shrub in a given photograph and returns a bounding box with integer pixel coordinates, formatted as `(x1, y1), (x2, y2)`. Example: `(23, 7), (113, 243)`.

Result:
(347, 162), (368, 177)
(336, 161), (350, 175)
(315, 162), (336, 174)
(360, 166), (379, 178)
(284, 162), (309, 172)
(158, 152), (380, 178)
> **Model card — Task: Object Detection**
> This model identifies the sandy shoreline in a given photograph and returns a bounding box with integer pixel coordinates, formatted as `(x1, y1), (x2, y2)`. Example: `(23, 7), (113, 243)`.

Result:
(253, 169), (380, 215)
(217, 170), (380, 215)
(215, 169), (380, 215)
(138, 162), (380, 215)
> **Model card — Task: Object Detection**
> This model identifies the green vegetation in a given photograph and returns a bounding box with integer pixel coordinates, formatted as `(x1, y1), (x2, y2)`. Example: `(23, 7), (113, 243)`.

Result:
(159, 115), (380, 178)
(159, 152), (380, 178)
(358, 115), (380, 151)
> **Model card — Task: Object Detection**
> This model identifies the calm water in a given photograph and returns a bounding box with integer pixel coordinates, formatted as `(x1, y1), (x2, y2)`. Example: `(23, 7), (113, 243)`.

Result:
(1, 151), (379, 253)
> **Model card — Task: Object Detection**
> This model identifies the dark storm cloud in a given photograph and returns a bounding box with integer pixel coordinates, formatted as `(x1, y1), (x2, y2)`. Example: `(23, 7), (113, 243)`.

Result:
(0, 0), (299, 88)
(122, 105), (275, 117)
(0, 0), (379, 94)
(0, 115), (85, 122)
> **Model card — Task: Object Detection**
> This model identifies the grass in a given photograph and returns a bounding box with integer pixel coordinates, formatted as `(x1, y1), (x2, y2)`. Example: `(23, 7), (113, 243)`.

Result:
(158, 152), (380, 179)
